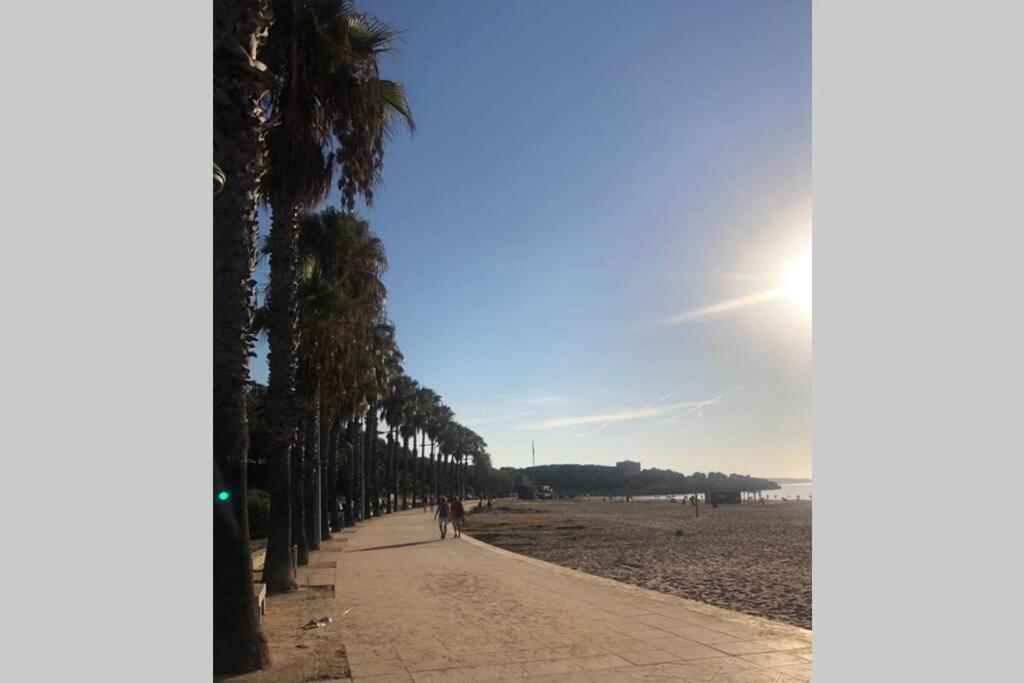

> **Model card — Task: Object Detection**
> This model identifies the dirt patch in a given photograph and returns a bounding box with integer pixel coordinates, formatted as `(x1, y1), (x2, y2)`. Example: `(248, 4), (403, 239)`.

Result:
(218, 589), (350, 682)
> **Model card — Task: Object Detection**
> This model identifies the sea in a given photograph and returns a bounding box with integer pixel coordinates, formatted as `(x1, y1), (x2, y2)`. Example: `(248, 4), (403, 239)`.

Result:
(633, 481), (813, 502)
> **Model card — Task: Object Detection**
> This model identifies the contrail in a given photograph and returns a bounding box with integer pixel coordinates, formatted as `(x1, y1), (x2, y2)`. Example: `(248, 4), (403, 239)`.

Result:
(656, 288), (784, 326)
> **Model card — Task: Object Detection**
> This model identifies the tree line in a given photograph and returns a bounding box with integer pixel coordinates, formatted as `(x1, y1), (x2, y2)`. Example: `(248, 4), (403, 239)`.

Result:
(214, 0), (494, 674)
(508, 464), (782, 497)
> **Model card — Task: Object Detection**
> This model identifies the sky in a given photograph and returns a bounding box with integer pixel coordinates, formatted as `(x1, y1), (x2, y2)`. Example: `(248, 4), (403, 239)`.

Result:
(252, 0), (812, 479)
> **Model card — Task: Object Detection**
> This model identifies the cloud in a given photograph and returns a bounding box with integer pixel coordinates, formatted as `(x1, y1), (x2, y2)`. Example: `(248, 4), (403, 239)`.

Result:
(492, 391), (565, 406)
(517, 387), (742, 432)
(639, 289), (784, 329)
(523, 395), (565, 406)
(463, 410), (534, 426)
(518, 399), (708, 430)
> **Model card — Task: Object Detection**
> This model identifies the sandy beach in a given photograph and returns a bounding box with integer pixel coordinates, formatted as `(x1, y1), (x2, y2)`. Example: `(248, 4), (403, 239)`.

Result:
(466, 498), (811, 629)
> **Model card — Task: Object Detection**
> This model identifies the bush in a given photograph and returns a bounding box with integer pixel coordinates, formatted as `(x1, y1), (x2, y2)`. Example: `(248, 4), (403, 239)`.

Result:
(248, 489), (271, 540)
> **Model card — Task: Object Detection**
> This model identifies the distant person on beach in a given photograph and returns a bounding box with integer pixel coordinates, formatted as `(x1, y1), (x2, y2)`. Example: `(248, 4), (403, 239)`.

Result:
(450, 497), (465, 538)
(434, 496), (450, 539)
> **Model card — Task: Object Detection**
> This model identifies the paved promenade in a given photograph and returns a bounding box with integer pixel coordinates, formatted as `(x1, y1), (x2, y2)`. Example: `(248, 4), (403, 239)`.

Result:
(332, 508), (812, 682)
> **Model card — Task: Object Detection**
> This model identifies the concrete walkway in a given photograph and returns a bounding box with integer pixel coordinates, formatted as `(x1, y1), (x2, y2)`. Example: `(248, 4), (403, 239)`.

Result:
(332, 508), (812, 682)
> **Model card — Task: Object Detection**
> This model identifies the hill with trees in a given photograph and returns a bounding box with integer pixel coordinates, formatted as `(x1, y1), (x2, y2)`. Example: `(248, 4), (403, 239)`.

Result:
(504, 464), (781, 497)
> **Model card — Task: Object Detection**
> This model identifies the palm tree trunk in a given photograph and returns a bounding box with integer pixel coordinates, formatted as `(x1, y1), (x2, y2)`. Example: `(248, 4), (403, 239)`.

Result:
(383, 431), (392, 513)
(412, 434), (420, 507)
(292, 422), (309, 565)
(401, 435), (410, 509)
(389, 430), (397, 509)
(327, 417), (341, 532)
(304, 409), (320, 551)
(367, 411), (380, 517)
(462, 459), (468, 499)
(446, 453), (452, 498)
(212, 1), (273, 672)
(262, 199), (301, 594)
(420, 431), (427, 504)
(428, 439), (435, 503)
(344, 418), (356, 526)
(358, 416), (366, 520)
(320, 408), (332, 540)
(441, 449), (446, 500)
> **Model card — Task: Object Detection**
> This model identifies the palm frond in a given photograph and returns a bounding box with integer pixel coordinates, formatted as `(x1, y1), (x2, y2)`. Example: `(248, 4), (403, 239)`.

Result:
(346, 11), (403, 56)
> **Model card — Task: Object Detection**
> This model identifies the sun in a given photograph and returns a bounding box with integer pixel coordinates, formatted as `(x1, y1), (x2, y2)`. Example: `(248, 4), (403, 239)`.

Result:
(781, 248), (811, 314)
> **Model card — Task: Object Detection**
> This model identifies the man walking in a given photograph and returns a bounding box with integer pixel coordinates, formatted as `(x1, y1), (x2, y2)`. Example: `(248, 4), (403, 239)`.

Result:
(450, 497), (465, 539)
(434, 496), (450, 539)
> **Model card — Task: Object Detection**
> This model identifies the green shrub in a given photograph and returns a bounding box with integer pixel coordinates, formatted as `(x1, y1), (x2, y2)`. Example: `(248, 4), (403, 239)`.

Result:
(248, 489), (271, 540)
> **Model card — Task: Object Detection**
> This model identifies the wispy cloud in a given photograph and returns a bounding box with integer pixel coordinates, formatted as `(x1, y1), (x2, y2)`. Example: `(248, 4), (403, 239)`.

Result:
(517, 404), (691, 430)
(654, 289), (784, 327)
(517, 395), (733, 432)
(657, 386), (744, 424)
(492, 391), (565, 406)
(463, 410), (534, 426)
(523, 395), (564, 406)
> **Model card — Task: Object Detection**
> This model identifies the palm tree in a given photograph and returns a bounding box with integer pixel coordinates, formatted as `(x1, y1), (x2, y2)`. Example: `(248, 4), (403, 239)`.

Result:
(259, 0), (412, 591)
(263, 208), (388, 582)
(412, 387), (439, 503)
(426, 402), (453, 502)
(359, 321), (398, 517)
(384, 373), (416, 509)
(395, 376), (419, 508)
(294, 256), (350, 557)
(213, 0), (274, 673)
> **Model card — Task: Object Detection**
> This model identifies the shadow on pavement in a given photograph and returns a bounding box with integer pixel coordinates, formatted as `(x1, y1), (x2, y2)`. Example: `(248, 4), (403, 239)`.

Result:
(351, 539), (441, 552)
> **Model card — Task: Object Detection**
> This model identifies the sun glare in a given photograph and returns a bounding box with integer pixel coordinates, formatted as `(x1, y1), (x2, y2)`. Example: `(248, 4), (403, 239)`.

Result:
(782, 248), (811, 314)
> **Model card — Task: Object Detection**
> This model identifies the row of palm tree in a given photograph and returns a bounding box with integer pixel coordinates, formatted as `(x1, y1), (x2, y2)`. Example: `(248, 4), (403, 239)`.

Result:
(213, 0), (490, 674)
(256, 206), (492, 586)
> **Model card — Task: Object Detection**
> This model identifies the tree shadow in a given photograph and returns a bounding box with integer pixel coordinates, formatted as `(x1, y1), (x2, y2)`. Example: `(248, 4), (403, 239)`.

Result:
(351, 539), (441, 552)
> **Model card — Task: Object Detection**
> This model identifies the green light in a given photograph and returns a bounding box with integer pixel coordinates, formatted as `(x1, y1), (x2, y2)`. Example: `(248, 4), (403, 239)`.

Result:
(217, 490), (231, 501)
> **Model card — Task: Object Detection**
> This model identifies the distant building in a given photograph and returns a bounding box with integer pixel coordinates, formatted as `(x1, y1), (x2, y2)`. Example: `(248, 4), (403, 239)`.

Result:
(616, 460), (641, 475)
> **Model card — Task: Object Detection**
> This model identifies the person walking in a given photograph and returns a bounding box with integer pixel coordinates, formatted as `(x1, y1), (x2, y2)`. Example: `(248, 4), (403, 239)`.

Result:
(434, 496), (450, 539)
(450, 497), (465, 539)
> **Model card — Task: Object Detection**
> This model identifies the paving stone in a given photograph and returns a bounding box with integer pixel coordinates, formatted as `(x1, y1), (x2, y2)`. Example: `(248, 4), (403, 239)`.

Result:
(329, 510), (812, 683)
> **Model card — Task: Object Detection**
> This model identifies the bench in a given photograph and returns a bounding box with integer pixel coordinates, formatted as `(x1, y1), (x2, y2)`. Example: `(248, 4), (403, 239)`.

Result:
(253, 583), (267, 622)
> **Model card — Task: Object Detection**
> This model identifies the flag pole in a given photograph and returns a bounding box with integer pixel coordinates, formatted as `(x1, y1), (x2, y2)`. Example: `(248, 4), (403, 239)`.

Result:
(532, 440), (537, 498)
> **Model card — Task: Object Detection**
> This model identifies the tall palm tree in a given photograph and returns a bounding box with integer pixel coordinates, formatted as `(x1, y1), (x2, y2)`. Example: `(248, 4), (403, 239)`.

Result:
(371, 323), (402, 513)
(294, 256), (350, 557)
(384, 373), (416, 509)
(396, 376), (419, 508)
(259, 0), (412, 591)
(263, 207), (388, 584)
(412, 387), (439, 503)
(426, 402), (453, 501)
(213, 0), (273, 674)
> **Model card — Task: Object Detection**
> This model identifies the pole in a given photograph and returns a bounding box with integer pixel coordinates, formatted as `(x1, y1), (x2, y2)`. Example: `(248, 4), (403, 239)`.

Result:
(532, 440), (537, 498)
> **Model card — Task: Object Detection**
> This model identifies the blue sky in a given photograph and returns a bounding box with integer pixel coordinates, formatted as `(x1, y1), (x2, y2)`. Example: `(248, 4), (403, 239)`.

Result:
(253, 0), (811, 478)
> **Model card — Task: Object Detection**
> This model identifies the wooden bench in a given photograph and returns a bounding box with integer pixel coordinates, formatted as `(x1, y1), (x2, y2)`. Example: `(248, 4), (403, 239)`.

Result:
(253, 583), (267, 622)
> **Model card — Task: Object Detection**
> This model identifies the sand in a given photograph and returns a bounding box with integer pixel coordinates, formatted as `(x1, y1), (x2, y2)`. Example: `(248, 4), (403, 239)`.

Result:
(223, 536), (353, 682)
(466, 498), (811, 629)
